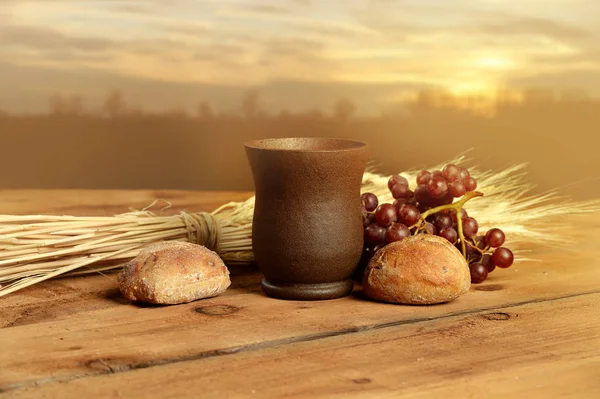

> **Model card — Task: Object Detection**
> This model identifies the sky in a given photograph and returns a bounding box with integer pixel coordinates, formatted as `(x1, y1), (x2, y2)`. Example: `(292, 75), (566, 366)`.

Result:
(0, 0), (599, 114)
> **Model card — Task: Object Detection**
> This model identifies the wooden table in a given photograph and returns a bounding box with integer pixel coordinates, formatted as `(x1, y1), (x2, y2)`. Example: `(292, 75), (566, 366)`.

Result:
(1, 190), (599, 398)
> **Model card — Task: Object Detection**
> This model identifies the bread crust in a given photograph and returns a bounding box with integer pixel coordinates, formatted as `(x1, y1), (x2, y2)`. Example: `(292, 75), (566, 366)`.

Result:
(118, 241), (231, 305)
(362, 235), (471, 305)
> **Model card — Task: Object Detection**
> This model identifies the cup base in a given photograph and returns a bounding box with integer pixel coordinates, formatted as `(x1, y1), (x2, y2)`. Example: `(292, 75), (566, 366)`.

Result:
(261, 279), (354, 300)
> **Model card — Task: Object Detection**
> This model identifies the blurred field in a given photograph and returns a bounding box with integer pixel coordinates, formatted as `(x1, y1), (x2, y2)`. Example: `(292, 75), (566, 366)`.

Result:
(0, 89), (598, 200)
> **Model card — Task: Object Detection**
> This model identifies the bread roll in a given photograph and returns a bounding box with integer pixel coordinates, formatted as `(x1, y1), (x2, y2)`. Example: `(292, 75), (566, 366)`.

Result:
(118, 241), (230, 305)
(362, 234), (470, 305)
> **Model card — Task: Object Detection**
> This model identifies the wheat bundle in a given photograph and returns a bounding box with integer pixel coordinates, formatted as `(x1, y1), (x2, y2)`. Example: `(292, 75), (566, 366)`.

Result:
(0, 156), (598, 297)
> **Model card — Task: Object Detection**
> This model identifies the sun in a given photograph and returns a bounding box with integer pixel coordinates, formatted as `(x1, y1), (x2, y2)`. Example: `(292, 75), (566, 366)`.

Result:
(476, 57), (515, 70)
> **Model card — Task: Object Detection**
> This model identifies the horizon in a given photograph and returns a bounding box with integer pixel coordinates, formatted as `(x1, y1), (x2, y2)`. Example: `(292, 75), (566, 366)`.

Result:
(0, 85), (597, 118)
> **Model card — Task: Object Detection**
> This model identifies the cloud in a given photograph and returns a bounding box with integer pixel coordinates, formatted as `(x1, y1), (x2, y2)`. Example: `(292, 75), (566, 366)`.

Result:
(353, 2), (594, 46)
(161, 23), (210, 37)
(252, 36), (329, 74)
(475, 15), (592, 41)
(121, 38), (193, 56)
(192, 43), (248, 69)
(239, 4), (294, 15)
(23, 49), (113, 63)
(264, 37), (324, 57)
(105, 4), (160, 15)
(0, 21), (201, 58)
(531, 51), (600, 66)
(0, 24), (113, 51)
(508, 68), (600, 93)
(291, 21), (378, 41)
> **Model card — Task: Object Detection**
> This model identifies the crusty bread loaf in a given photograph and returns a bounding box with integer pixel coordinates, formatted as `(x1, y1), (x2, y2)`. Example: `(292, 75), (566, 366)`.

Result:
(118, 241), (230, 305)
(362, 234), (470, 305)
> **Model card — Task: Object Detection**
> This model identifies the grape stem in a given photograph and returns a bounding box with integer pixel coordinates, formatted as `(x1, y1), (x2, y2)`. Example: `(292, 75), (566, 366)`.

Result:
(412, 191), (484, 257)
(466, 239), (485, 255)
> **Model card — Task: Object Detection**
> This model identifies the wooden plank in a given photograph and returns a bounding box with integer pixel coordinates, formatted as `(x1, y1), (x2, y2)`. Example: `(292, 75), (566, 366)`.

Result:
(1, 223), (599, 392)
(0, 266), (262, 328)
(1, 190), (598, 396)
(6, 292), (600, 398)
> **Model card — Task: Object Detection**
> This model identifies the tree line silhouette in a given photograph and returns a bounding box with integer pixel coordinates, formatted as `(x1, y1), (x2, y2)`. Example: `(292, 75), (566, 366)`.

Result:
(40, 90), (361, 120)
(0, 86), (597, 200)
(2, 87), (598, 121)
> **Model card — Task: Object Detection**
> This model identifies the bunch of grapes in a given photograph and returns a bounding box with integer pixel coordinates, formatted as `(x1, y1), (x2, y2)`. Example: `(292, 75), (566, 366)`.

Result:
(360, 164), (514, 284)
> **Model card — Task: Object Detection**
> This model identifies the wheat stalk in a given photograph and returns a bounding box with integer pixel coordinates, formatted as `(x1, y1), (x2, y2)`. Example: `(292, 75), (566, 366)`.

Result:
(0, 157), (598, 297)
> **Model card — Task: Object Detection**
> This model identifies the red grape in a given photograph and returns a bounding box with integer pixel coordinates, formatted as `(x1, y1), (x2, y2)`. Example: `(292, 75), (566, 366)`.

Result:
(462, 217), (479, 238)
(386, 223), (411, 243)
(398, 204), (421, 226)
(485, 228), (505, 248)
(364, 223), (386, 246)
(470, 252), (483, 264)
(431, 192), (454, 206)
(448, 181), (466, 198)
(449, 208), (468, 224)
(491, 247), (514, 268)
(425, 222), (437, 235)
(360, 246), (376, 264)
(361, 192), (378, 212)
(388, 175), (408, 191)
(427, 176), (449, 199)
(364, 212), (376, 226)
(439, 227), (458, 244)
(361, 244), (385, 267)
(482, 254), (495, 273)
(414, 184), (432, 206)
(457, 167), (470, 182)
(393, 198), (409, 210)
(390, 183), (411, 199)
(432, 213), (453, 230)
(417, 203), (430, 214)
(375, 204), (398, 227)
(476, 235), (487, 250)
(431, 170), (443, 178)
(416, 170), (432, 185)
(442, 164), (460, 182)
(469, 262), (488, 283)
(464, 177), (477, 192)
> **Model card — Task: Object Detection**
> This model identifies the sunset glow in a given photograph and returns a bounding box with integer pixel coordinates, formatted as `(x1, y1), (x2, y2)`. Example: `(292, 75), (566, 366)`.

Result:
(0, 0), (599, 114)
(476, 57), (516, 70)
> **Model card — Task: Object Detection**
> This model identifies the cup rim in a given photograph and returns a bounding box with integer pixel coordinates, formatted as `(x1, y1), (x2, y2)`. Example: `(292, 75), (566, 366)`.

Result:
(244, 137), (366, 153)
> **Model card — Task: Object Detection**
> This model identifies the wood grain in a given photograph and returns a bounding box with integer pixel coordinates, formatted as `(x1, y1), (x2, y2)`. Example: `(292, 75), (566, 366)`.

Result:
(1, 223), (599, 392)
(1, 190), (599, 398)
(7, 292), (600, 398)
